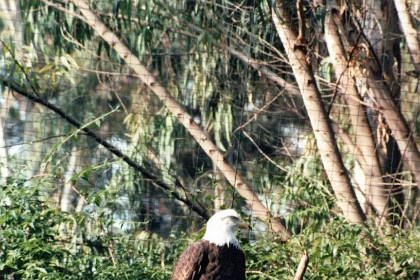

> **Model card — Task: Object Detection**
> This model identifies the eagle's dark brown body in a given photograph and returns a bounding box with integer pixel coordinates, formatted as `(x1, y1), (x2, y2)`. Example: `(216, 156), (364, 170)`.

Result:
(171, 240), (246, 280)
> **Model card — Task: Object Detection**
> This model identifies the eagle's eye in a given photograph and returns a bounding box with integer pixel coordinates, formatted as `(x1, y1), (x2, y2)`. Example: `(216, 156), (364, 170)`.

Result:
(223, 216), (240, 222)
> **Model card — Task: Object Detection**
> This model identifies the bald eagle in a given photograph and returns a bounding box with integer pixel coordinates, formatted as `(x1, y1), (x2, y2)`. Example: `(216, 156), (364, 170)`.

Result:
(171, 209), (246, 280)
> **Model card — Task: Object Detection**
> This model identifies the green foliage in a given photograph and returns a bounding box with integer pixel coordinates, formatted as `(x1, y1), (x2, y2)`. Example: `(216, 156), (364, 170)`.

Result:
(242, 222), (420, 279)
(243, 204), (420, 279)
(2, 173), (419, 279)
(238, 157), (420, 279)
(0, 179), (72, 278)
(0, 177), (177, 279)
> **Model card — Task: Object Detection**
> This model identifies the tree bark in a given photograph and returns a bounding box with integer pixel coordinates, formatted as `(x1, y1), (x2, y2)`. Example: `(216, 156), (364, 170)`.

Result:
(394, 0), (420, 73)
(293, 251), (309, 280)
(325, 13), (388, 220)
(366, 69), (420, 191)
(68, 0), (291, 240)
(352, 0), (408, 221)
(272, 0), (366, 224)
(60, 147), (80, 212)
(0, 90), (10, 181)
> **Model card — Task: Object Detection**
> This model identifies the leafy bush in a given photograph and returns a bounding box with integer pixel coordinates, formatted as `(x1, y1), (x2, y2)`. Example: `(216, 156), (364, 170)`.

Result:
(241, 171), (420, 280)
(1, 175), (419, 279)
(0, 178), (175, 279)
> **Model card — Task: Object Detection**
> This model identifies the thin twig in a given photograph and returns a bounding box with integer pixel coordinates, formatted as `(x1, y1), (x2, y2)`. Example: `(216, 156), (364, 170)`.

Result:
(0, 133), (71, 149)
(242, 131), (287, 172)
(234, 90), (285, 133)
(69, 181), (117, 266)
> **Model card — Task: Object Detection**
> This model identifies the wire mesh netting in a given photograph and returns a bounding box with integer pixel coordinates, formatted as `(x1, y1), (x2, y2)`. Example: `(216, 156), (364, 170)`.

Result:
(0, 0), (419, 279)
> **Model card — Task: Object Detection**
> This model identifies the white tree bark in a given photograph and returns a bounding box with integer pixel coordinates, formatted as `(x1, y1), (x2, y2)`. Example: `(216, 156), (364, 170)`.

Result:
(366, 70), (420, 191)
(325, 14), (388, 220)
(60, 147), (80, 212)
(0, 89), (10, 181)
(394, 0), (420, 73)
(272, 0), (366, 224)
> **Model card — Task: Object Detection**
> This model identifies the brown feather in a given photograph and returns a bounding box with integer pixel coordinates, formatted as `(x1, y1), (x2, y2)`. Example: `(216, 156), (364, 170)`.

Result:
(171, 240), (246, 280)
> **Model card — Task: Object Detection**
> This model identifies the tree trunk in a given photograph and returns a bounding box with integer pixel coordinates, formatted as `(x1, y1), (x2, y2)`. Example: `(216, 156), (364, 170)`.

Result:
(365, 69), (420, 191)
(60, 147), (80, 212)
(355, 0), (420, 189)
(325, 13), (388, 221)
(393, 0), (420, 73)
(272, 0), (366, 224)
(0, 90), (10, 181)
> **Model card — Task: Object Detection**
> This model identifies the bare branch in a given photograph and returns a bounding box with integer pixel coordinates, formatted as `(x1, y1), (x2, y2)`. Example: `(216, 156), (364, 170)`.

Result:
(183, 23), (302, 98)
(242, 131), (287, 172)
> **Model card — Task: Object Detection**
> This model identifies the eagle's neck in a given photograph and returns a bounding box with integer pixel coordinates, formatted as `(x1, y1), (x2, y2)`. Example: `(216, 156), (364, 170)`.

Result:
(202, 228), (240, 248)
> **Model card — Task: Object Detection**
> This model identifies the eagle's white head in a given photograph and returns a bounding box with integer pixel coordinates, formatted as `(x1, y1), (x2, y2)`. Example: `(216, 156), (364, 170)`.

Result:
(202, 209), (241, 248)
